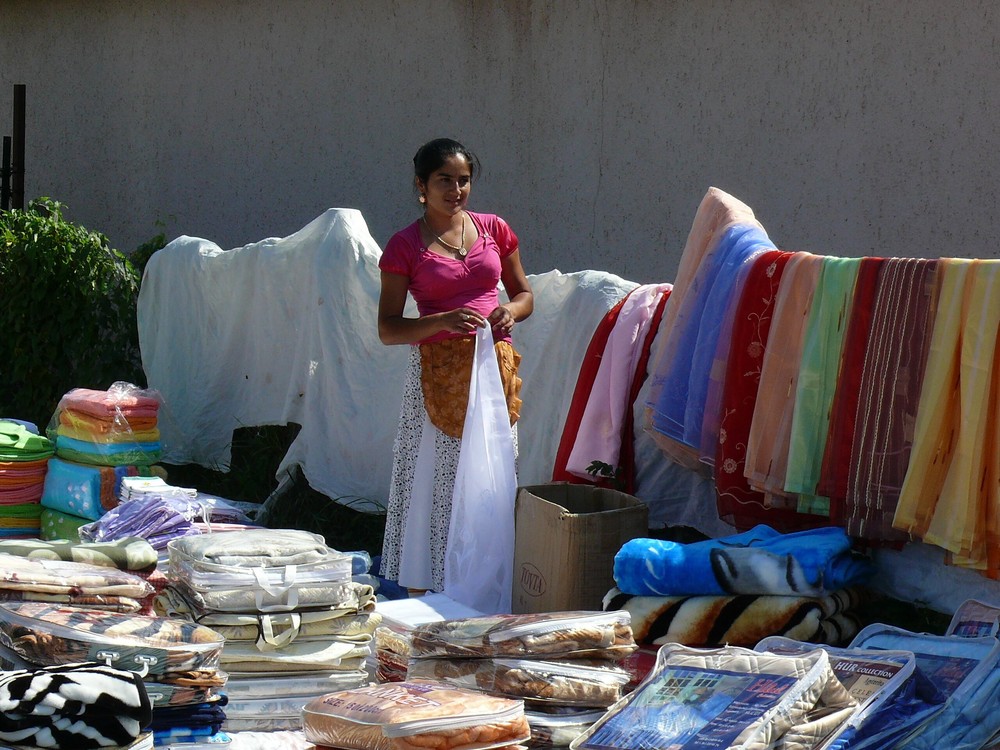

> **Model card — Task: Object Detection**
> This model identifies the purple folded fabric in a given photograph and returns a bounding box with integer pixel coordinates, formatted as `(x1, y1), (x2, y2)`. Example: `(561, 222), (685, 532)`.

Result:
(79, 496), (199, 550)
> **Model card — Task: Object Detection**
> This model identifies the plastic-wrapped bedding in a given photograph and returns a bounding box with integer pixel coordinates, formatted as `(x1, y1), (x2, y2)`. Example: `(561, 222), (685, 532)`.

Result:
(302, 681), (530, 750)
(849, 623), (1000, 750)
(524, 707), (605, 748)
(570, 643), (855, 750)
(0, 602), (224, 678)
(407, 657), (631, 707)
(756, 637), (946, 750)
(408, 611), (635, 661)
(946, 598), (1000, 638)
(0, 553), (154, 599)
(166, 528), (354, 613)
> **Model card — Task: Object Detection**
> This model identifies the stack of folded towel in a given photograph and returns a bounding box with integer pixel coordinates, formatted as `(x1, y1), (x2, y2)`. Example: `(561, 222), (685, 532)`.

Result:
(0, 419), (54, 539)
(39, 383), (163, 540)
(605, 525), (874, 649)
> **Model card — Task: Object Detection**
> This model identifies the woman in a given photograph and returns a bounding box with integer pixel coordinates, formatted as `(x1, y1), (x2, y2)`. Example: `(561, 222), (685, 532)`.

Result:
(377, 138), (534, 594)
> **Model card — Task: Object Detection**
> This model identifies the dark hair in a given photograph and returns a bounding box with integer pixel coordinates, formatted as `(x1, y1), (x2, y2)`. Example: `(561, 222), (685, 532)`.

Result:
(413, 138), (481, 184)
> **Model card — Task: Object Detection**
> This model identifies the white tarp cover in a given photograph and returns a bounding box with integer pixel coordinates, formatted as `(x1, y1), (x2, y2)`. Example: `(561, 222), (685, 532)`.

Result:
(137, 208), (1000, 613)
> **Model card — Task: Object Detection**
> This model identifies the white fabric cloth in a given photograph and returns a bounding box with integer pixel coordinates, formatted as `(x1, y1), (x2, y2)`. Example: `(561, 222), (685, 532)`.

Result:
(137, 208), (405, 511)
(137, 208), (638, 509)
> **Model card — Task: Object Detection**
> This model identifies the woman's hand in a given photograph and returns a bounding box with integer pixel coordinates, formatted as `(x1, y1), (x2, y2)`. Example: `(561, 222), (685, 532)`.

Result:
(450, 308), (486, 333)
(488, 305), (515, 334)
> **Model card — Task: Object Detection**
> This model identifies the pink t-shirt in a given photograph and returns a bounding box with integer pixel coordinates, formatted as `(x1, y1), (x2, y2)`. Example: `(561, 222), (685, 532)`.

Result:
(379, 211), (519, 344)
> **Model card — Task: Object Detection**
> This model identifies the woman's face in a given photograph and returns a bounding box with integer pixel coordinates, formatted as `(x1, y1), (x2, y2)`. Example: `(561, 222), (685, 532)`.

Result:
(419, 154), (472, 217)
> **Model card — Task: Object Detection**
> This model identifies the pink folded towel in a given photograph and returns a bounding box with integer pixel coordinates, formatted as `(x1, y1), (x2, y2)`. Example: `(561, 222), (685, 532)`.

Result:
(57, 385), (160, 420)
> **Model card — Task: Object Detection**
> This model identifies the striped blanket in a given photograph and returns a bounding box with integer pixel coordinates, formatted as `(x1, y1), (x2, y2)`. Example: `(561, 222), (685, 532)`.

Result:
(604, 587), (867, 648)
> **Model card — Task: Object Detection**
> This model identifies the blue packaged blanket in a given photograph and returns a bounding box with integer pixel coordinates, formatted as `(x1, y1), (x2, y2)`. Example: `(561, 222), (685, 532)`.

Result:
(614, 524), (873, 597)
(850, 624), (1000, 750)
(757, 636), (946, 750)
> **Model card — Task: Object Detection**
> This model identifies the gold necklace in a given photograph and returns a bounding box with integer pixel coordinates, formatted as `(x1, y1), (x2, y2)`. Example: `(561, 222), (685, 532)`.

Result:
(422, 212), (467, 257)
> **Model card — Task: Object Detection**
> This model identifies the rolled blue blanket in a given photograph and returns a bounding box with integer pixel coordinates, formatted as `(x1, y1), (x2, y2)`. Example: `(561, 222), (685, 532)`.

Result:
(613, 524), (873, 597)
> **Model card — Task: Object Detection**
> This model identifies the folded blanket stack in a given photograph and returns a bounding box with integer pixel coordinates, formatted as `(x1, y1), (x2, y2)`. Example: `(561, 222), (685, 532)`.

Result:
(0, 601), (228, 748)
(0, 419), (53, 538)
(40, 384), (163, 539)
(152, 528), (375, 733)
(0, 536), (159, 615)
(404, 610), (637, 748)
(0, 553), (155, 612)
(606, 525), (874, 651)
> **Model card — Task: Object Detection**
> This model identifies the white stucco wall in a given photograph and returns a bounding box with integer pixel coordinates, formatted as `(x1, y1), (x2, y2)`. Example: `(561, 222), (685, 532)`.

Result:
(2, 0), (999, 284)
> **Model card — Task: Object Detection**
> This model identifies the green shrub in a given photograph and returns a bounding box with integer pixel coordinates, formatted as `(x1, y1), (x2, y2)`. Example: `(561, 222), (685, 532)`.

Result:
(0, 198), (144, 428)
(130, 230), (167, 280)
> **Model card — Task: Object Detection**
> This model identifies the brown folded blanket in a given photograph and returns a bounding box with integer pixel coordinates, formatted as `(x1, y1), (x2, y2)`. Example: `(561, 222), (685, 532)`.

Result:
(603, 587), (869, 648)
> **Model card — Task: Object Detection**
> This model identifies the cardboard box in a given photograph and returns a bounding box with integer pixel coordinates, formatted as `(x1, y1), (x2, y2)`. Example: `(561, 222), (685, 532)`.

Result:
(511, 482), (649, 614)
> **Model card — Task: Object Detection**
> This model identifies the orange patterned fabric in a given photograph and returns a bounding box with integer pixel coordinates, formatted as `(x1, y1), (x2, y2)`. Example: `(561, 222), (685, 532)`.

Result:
(419, 337), (522, 439)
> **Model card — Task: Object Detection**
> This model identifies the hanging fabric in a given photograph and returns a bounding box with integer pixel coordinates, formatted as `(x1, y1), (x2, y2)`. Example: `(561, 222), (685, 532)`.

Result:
(712, 250), (825, 533)
(894, 259), (1000, 575)
(565, 284), (673, 482)
(649, 225), (774, 470)
(646, 188), (764, 471)
(744, 252), (824, 509)
(784, 256), (862, 515)
(819, 257), (937, 545)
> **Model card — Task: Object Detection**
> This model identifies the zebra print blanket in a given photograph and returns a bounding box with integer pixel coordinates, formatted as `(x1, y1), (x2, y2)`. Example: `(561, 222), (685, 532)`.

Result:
(0, 662), (151, 748)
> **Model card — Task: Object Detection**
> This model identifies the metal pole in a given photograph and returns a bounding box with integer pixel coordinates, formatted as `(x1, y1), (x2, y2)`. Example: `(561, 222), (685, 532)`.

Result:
(1, 136), (10, 210)
(12, 84), (25, 210)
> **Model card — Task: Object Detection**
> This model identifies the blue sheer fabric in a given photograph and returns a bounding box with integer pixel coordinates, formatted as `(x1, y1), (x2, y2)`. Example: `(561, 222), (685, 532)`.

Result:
(649, 225), (776, 447)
